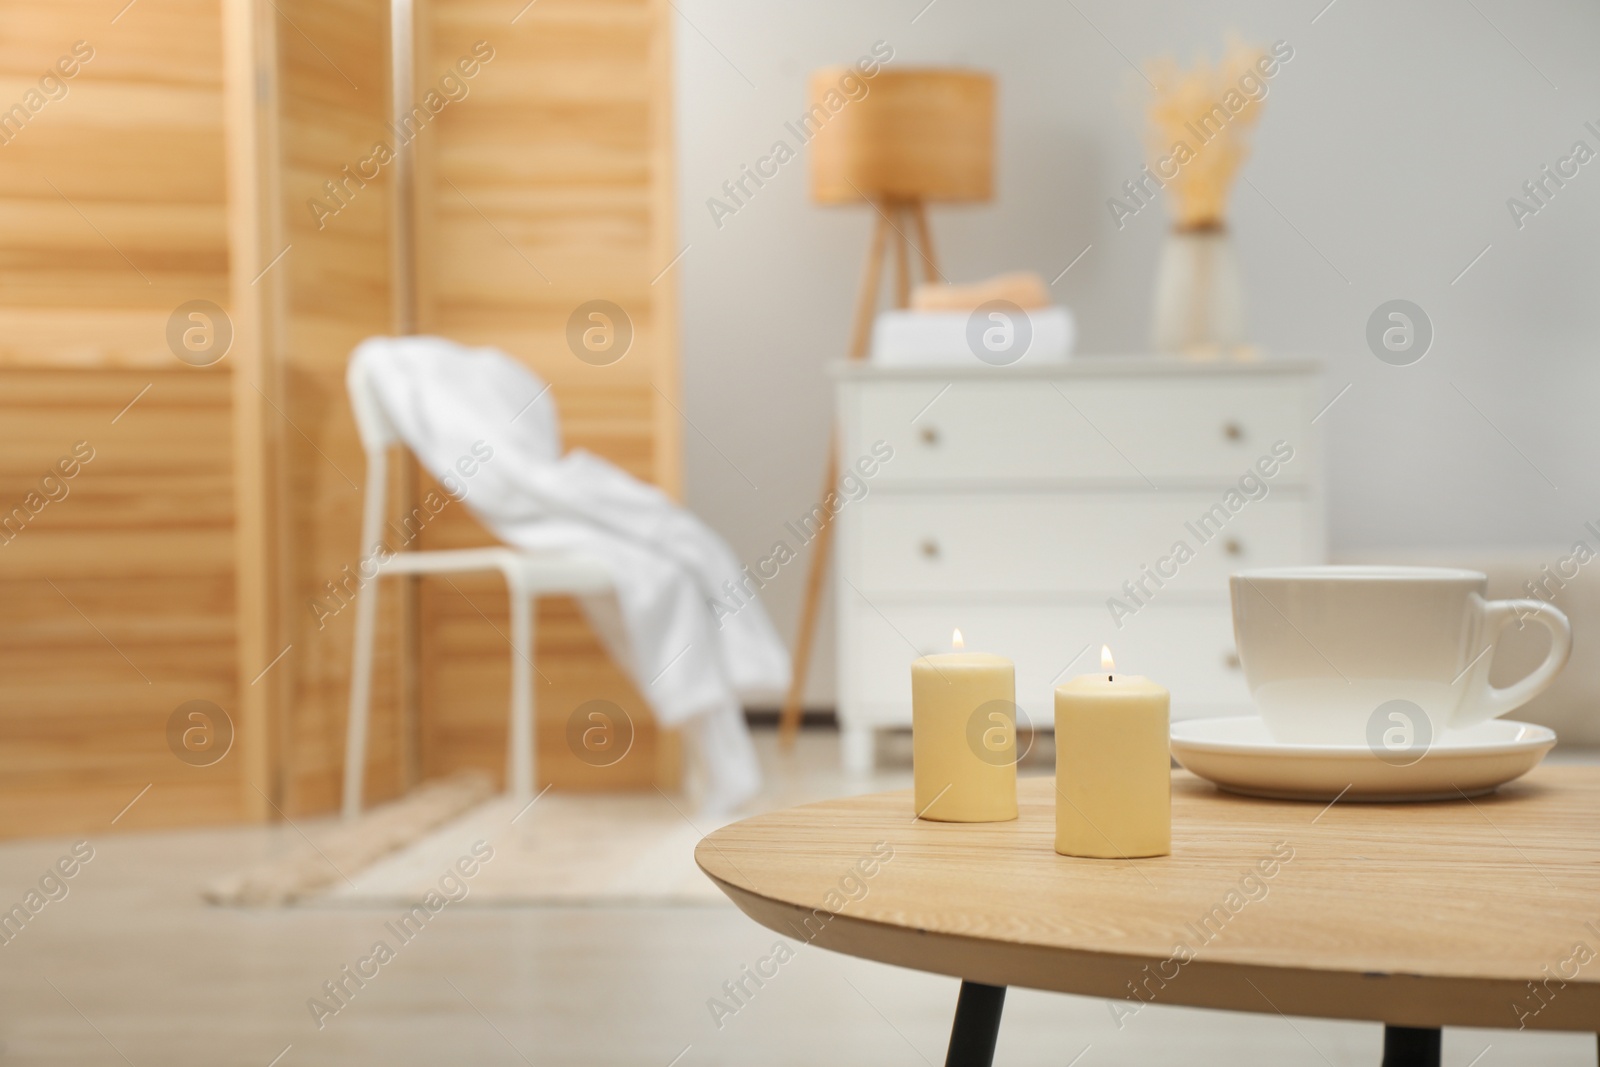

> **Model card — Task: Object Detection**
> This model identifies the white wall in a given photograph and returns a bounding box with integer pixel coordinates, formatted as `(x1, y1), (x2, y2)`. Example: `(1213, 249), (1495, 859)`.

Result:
(675, 0), (1600, 706)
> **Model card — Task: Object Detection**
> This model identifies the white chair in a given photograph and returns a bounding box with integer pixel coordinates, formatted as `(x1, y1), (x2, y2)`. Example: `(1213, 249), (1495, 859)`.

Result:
(341, 355), (611, 819)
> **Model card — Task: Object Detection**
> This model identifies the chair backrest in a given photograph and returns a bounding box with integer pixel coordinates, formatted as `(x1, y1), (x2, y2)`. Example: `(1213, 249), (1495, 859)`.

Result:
(346, 350), (401, 455)
(346, 348), (399, 556)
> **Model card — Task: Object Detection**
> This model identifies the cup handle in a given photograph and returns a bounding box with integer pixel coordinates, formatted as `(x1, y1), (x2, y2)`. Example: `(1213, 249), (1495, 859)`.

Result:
(1453, 597), (1572, 728)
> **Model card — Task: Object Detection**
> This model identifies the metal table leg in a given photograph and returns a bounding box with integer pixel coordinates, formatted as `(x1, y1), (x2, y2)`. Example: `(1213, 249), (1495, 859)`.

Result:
(944, 981), (1005, 1067)
(1382, 1026), (1440, 1067)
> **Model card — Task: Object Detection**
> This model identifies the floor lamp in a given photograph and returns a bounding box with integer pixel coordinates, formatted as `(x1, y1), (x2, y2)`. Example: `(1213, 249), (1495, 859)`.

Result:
(778, 68), (995, 747)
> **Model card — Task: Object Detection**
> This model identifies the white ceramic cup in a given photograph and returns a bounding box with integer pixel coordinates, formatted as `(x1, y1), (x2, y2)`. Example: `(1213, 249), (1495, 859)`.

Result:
(1230, 566), (1572, 746)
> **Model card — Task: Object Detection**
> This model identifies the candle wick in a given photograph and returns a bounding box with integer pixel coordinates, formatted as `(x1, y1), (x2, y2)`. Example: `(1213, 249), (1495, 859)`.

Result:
(1108, 674), (1113, 682)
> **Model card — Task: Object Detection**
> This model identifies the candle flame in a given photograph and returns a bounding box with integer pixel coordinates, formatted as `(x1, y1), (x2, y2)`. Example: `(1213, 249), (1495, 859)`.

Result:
(952, 628), (965, 651)
(1101, 645), (1115, 672)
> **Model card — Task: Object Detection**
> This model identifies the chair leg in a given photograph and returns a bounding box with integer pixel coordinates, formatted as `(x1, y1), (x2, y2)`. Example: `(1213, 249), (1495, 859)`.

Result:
(507, 584), (535, 801)
(342, 574), (382, 820)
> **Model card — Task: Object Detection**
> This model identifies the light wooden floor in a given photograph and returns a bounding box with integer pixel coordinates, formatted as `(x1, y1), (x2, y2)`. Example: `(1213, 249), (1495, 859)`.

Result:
(0, 727), (1594, 1066)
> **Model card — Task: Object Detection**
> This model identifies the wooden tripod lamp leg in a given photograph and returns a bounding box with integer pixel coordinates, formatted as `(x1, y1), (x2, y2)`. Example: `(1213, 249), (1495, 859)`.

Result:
(776, 208), (893, 748)
(910, 200), (941, 282)
(891, 201), (913, 309)
(848, 208), (894, 362)
(777, 448), (839, 746)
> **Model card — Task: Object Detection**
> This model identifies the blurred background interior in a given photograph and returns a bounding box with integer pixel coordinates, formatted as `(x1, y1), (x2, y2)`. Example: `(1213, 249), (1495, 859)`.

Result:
(2, 0), (1598, 1064)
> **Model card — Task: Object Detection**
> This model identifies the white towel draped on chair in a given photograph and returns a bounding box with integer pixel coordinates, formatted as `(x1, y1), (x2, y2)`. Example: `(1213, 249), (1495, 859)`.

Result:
(351, 335), (789, 809)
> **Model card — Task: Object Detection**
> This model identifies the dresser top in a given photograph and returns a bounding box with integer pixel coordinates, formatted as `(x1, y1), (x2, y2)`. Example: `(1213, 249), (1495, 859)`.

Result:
(832, 355), (1321, 380)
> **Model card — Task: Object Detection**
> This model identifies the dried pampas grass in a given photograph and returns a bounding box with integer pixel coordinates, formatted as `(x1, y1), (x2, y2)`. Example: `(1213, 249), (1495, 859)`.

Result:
(1145, 39), (1269, 231)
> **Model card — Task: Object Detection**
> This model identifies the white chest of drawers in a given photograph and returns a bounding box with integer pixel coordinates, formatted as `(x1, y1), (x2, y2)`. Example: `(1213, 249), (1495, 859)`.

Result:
(832, 356), (1325, 772)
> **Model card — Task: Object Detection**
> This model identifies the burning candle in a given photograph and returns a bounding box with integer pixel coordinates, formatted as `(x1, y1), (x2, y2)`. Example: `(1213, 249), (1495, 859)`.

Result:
(1054, 646), (1171, 858)
(911, 629), (1018, 822)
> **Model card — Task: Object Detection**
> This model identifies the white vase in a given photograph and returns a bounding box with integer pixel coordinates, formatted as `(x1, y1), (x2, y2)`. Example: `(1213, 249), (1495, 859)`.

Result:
(1150, 227), (1246, 357)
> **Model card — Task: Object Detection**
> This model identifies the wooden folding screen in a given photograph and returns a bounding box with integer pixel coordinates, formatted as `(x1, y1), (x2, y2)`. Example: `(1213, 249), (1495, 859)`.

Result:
(0, 0), (679, 836)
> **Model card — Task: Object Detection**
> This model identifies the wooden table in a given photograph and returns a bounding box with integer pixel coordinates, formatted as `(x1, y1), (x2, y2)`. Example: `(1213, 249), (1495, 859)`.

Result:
(696, 768), (1600, 1067)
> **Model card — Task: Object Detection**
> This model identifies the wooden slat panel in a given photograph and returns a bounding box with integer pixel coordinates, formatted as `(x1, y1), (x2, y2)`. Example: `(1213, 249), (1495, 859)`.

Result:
(0, 0), (236, 834)
(0, 779), (243, 836)
(0, 0), (228, 355)
(0, 310), (184, 367)
(267, 0), (403, 815)
(0, 368), (240, 837)
(413, 0), (680, 791)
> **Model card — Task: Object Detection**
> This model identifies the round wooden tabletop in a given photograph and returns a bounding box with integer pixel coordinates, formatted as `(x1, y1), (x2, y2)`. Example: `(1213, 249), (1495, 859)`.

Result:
(695, 766), (1600, 1031)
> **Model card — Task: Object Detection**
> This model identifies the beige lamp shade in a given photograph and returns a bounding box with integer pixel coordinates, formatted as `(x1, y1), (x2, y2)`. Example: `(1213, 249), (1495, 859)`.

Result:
(808, 67), (994, 204)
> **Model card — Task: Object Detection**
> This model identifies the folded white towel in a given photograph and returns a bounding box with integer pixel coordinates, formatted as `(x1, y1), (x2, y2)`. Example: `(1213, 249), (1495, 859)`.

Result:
(871, 306), (1075, 366)
(351, 336), (790, 811)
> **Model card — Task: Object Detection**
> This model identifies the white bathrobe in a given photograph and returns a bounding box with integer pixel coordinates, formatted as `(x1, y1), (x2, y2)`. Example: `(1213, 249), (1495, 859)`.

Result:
(351, 336), (789, 809)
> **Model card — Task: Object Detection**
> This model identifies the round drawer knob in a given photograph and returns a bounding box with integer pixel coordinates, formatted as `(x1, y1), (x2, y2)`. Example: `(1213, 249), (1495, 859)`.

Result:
(1224, 651), (1241, 670)
(1222, 421), (1244, 442)
(1224, 538), (1243, 556)
(920, 538), (940, 559)
(919, 426), (940, 446)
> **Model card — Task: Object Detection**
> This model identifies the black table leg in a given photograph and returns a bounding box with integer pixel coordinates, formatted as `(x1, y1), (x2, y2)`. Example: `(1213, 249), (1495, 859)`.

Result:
(943, 981), (1006, 1067)
(1382, 1026), (1440, 1067)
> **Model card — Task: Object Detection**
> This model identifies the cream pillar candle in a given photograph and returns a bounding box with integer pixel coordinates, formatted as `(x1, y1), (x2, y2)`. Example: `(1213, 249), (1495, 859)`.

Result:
(911, 630), (1017, 822)
(1055, 646), (1171, 858)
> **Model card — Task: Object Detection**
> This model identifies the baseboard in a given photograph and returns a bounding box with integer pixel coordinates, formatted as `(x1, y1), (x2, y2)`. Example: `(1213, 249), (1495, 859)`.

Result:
(744, 707), (837, 729)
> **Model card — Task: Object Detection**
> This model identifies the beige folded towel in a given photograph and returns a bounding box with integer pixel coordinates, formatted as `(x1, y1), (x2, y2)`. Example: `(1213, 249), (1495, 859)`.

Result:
(912, 271), (1052, 312)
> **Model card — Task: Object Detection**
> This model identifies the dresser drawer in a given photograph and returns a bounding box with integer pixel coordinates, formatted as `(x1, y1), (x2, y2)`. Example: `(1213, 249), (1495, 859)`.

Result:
(839, 599), (1249, 722)
(849, 493), (1315, 597)
(845, 377), (1313, 486)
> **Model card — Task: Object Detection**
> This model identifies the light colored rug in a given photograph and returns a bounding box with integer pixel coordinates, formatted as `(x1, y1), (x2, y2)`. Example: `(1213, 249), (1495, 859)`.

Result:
(207, 730), (925, 908)
(205, 772), (495, 905)
(311, 730), (922, 908)
(321, 789), (741, 907)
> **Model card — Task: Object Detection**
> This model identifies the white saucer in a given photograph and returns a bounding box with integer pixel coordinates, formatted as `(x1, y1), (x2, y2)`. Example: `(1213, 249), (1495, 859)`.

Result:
(1169, 717), (1556, 802)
